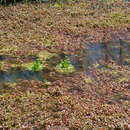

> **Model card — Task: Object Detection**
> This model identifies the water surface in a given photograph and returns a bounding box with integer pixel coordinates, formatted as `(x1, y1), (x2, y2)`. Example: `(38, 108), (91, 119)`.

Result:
(84, 39), (130, 70)
(0, 69), (49, 83)
(0, 39), (130, 84)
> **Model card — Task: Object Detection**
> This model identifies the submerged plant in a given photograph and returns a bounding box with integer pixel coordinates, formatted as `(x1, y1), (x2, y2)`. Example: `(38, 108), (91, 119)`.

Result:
(55, 56), (75, 73)
(27, 59), (43, 72)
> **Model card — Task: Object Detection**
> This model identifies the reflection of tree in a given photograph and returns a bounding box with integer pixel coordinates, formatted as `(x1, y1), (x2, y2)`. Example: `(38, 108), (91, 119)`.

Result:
(102, 39), (124, 65)
(119, 39), (123, 65)
(85, 39), (129, 69)
(103, 42), (109, 63)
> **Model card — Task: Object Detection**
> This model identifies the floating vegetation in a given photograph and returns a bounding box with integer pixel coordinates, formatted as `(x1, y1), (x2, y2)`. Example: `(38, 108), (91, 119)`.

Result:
(26, 59), (43, 72)
(55, 56), (75, 73)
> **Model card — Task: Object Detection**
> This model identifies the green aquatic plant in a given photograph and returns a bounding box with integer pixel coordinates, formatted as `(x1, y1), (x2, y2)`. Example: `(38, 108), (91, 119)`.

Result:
(27, 59), (43, 72)
(60, 57), (71, 68)
(55, 56), (75, 73)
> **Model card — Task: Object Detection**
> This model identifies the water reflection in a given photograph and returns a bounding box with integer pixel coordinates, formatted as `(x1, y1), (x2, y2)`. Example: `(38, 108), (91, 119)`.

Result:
(0, 70), (46, 83)
(84, 39), (130, 69)
(0, 39), (130, 83)
(124, 0), (130, 2)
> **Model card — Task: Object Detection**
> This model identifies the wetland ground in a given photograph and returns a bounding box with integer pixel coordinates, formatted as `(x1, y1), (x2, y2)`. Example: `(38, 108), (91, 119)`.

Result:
(0, 0), (130, 129)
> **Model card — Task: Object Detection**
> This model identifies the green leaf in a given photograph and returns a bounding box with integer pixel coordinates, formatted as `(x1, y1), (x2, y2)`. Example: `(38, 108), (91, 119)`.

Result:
(27, 59), (43, 72)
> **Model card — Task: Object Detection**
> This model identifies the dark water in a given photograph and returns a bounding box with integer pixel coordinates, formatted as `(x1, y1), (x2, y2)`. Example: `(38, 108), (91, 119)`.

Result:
(0, 70), (48, 83)
(84, 39), (130, 69)
(0, 39), (130, 83)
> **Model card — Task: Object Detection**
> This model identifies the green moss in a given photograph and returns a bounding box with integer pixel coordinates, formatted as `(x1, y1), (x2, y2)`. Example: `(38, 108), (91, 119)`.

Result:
(55, 57), (75, 74)
(24, 59), (43, 72)
(55, 64), (75, 73)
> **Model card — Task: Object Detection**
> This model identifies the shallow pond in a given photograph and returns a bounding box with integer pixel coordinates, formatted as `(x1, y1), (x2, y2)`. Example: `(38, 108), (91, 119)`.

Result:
(0, 39), (129, 84)
(0, 69), (50, 83)
(84, 39), (130, 70)
(0, 53), (82, 84)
